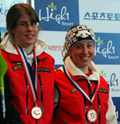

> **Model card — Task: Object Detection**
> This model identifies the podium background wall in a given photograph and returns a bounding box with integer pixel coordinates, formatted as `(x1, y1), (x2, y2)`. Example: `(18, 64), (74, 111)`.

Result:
(35, 0), (120, 123)
(0, 0), (120, 123)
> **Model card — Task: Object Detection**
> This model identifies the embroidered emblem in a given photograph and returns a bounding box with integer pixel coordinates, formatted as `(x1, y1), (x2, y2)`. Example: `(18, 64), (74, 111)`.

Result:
(70, 88), (77, 94)
(98, 89), (108, 94)
(13, 65), (23, 71)
(37, 68), (50, 72)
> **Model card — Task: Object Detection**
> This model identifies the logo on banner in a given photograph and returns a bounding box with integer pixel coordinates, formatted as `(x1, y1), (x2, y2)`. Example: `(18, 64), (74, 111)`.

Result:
(0, 31), (5, 39)
(0, 1), (15, 16)
(100, 69), (120, 94)
(95, 37), (119, 59)
(47, 45), (63, 51)
(107, 72), (120, 95)
(35, 1), (79, 31)
(39, 2), (71, 25)
(107, 73), (118, 87)
(94, 33), (120, 64)
(0, 27), (7, 39)
(83, 12), (120, 21)
(100, 69), (107, 77)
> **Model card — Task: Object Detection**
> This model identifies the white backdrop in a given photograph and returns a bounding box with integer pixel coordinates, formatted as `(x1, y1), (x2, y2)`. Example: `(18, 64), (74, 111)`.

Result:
(35, 0), (120, 123)
(0, 0), (120, 123)
(0, 0), (26, 39)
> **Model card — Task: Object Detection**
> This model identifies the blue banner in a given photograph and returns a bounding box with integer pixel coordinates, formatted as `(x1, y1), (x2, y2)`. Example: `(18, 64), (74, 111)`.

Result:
(35, 0), (79, 31)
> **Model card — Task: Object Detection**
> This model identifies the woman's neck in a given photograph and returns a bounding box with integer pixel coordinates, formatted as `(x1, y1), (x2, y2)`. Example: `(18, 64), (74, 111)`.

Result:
(80, 66), (89, 74)
(22, 44), (33, 55)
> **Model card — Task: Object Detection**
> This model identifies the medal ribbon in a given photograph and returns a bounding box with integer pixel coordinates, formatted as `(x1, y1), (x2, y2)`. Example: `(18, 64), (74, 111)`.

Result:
(63, 65), (99, 102)
(15, 44), (38, 101)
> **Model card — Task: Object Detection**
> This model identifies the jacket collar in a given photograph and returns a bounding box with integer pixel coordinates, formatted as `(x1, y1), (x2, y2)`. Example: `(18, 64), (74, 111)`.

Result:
(1, 34), (48, 65)
(1, 34), (47, 57)
(60, 56), (100, 82)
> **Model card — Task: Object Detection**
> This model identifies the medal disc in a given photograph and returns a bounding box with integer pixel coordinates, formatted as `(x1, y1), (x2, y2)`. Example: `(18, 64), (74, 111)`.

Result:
(87, 109), (97, 122)
(31, 106), (42, 119)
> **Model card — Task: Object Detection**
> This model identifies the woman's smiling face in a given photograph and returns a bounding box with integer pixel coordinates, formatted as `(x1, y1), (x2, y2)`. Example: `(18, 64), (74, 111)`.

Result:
(12, 14), (39, 48)
(69, 40), (94, 69)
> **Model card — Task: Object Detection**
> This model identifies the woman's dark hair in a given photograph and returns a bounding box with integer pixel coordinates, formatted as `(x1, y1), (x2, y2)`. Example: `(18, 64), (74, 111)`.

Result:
(6, 3), (40, 42)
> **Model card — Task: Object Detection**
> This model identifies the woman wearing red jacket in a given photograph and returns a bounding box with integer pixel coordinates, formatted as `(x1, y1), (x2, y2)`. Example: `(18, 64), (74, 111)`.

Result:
(52, 25), (117, 124)
(0, 3), (54, 124)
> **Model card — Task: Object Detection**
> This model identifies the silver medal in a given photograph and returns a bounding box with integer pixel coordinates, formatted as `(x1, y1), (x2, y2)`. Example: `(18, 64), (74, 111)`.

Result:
(31, 106), (42, 119)
(87, 109), (97, 122)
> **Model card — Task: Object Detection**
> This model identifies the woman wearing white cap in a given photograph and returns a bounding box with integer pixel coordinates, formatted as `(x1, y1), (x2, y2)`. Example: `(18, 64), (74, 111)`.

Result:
(52, 25), (117, 124)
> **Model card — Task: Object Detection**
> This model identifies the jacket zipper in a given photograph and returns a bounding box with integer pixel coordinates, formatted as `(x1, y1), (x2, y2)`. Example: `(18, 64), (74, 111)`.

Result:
(24, 74), (28, 115)
(38, 74), (44, 114)
(24, 74), (38, 124)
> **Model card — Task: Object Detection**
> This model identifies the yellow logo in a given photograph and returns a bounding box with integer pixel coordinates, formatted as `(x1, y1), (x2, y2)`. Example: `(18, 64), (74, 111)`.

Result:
(70, 88), (77, 94)
(13, 65), (23, 71)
